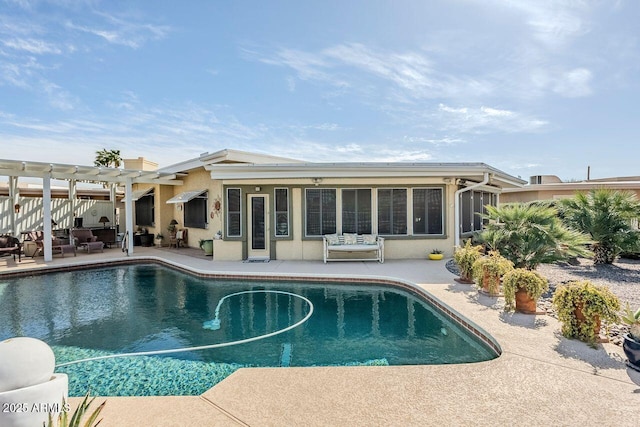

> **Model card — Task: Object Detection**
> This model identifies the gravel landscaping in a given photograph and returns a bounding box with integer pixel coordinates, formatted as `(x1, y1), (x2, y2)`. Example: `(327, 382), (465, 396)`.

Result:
(446, 257), (640, 345)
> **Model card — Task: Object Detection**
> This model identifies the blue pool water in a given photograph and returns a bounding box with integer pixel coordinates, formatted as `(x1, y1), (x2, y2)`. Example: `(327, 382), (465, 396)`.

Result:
(0, 264), (496, 396)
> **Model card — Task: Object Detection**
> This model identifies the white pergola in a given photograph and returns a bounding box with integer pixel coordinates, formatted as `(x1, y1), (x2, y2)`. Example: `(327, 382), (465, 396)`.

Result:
(0, 159), (183, 261)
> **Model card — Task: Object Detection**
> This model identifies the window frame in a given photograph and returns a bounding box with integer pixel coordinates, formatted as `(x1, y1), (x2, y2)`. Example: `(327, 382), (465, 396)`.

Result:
(274, 187), (290, 238)
(304, 188), (337, 237)
(134, 189), (154, 227)
(184, 191), (208, 229)
(226, 188), (242, 238)
(412, 187), (445, 236)
(376, 188), (408, 236)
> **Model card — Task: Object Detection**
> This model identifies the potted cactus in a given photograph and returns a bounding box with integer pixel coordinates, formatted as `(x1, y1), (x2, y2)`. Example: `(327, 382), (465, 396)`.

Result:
(621, 303), (640, 371)
(453, 240), (484, 283)
(471, 250), (514, 296)
(552, 281), (620, 346)
(502, 268), (548, 314)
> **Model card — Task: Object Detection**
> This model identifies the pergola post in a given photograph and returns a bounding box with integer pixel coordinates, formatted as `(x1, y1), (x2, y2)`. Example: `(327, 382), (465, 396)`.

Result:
(43, 173), (52, 262)
(125, 178), (134, 254)
(9, 176), (18, 236)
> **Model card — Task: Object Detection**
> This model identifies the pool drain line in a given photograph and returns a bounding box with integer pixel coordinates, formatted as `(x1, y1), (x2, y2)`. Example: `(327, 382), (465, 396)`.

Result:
(55, 290), (313, 368)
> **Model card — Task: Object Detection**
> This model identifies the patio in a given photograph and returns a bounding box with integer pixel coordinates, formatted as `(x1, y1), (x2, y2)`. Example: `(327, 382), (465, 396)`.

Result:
(1, 248), (639, 426)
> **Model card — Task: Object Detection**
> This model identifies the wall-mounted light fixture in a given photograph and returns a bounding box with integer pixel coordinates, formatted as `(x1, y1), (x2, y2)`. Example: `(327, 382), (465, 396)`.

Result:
(14, 203), (20, 213)
(311, 178), (323, 186)
(255, 186), (261, 192)
(443, 178), (452, 184)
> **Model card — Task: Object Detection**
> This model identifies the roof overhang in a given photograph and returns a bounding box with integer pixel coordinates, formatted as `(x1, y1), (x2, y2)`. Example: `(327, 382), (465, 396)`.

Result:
(166, 189), (207, 204)
(207, 162), (527, 189)
(503, 181), (640, 193)
(0, 159), (183, 185)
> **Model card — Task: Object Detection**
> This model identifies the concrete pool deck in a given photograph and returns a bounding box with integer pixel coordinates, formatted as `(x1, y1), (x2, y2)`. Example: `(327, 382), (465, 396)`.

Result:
(1, 247), (639, 426)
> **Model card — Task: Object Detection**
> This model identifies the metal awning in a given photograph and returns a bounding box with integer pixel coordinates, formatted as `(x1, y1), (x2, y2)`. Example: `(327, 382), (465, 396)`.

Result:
(166, 189), (207, 204)
(131, 188), (154, 201)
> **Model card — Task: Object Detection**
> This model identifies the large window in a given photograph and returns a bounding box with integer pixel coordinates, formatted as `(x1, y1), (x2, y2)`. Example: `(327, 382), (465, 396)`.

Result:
(135, 189), (154, 226)
(185, 191), (208, 229)
(377, 189), (407, 235)
(274, 188), (289, 237)
(226, 188), (241, 237)
(413, 188), (443, 235)
(342, 189), (371, 234)
(460, 190), (496, 234)
(305, 189), (336, 236)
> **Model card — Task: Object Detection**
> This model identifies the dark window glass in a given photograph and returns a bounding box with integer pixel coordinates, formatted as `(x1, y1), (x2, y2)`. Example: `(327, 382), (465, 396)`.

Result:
(473, 191), (483, 231)
(413, 188), (443, 235)
(342, 189), (371, 234)
(377, 189), (407, 235)
(185, 192), (207, 229)
(251, 196), (265, 250)
(227, 188), (241, 237)
(461, 191), (472, 233)
(305, 189), (336, 236)
(135, 190), (154, 226)
(275, 188), (289, 236)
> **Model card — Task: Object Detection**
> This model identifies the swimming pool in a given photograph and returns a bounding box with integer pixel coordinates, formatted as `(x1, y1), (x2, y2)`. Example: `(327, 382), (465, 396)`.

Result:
(0, 263), (498, 396)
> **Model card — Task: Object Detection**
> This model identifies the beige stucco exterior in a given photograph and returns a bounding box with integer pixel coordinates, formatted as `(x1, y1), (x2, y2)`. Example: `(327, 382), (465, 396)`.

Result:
(126, 149), (525, 261)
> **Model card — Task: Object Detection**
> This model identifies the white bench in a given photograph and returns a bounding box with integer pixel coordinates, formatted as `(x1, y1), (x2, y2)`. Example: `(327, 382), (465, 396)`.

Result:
(323, 234), (384, 263)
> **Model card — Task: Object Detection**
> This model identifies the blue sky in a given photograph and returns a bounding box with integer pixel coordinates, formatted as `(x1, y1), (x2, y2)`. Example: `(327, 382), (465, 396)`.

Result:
(1, 0), (638, 181)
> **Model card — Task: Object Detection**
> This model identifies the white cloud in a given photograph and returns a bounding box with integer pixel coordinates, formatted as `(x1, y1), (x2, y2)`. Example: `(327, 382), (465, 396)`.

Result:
(553, 68), (593, 97)
(403, 136), (465, 146)
(435, 103), (547, 134)
(2, 38), (63, 54)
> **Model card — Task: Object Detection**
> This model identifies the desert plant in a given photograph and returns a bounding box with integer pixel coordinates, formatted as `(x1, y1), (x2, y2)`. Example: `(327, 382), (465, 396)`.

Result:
(622, 303), (640, 341)
(472, 250), (514, 295)
(502, 268), (548, 311)
(552, 280), (620, 345)
(453, 239), (484, 282)
(47, 392), (106, 427)
(431, 249), (443, 254)
(478, 202), (589, 270)
(94, 148), (122, 168)
(155, 233), (164, 240)
(559, 189), (640, 264)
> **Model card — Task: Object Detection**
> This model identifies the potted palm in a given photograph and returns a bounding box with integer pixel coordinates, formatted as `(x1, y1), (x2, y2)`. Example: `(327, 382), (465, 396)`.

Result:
(621, 303), (640, 371)
(155, 233), (164, 248)
(472, 250), (514, 296)
(428, 249), (444, 260)
(453, 240), (484, 284)
(502, 268), (548, 314)
(552, 280), (620, 345)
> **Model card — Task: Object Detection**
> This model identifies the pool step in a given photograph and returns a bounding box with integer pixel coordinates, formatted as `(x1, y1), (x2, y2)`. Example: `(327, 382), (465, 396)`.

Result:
(280, 343), (292, 367)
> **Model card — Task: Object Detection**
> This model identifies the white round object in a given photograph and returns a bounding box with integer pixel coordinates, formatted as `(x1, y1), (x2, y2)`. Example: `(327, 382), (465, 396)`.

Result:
(0, 337), (55, 393)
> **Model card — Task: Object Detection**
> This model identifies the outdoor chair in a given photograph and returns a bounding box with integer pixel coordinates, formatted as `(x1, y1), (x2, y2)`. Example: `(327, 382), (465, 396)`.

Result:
(0, 234), (21, 262)
(72, 228), (104, 253)
(169, 229), (188, 248)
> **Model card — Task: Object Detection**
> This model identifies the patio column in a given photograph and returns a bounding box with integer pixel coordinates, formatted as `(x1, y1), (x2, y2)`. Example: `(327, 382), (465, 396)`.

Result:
(124, 178), (134, 254)
(68, 180), (76, 231)
(43, 173), (52, 262)
(9, 176), (18, 236)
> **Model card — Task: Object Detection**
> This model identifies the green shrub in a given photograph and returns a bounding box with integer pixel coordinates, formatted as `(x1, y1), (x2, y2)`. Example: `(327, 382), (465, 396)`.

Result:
(453, 239), (484, 282)
(472, 251), (514, 294)
(502, 268), (548, 311)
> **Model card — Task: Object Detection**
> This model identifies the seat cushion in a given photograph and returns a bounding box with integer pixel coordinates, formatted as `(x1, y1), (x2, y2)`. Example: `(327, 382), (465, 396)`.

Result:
(328, 244), (378, 252)
(325, 234), (340, 245)
(362, 234), (377, 245)
(343, 233), (358, 245)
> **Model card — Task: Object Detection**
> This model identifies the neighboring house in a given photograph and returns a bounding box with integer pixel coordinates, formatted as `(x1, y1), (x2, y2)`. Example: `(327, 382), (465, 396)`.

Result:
(501, 175), (640, 203)
(129, 149), (526, 261)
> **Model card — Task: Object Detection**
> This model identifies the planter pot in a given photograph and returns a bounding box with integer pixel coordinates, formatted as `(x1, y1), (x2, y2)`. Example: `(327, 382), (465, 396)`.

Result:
(200, 239), (213, 256)
(573, 304), (605, 343)
(481, 271), (501, 296)
(428, 253), (444, 260)
(515, 289), (538, 314)
(623, 334), (640, 370)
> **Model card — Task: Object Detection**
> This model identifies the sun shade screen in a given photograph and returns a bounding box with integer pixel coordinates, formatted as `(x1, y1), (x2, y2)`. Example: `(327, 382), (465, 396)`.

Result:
(131, 188), (154, 201)
(166, 190), (207, 204)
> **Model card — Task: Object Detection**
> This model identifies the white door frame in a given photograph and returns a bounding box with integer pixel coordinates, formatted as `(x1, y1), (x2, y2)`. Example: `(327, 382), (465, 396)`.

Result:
(247, 193), (270, 260)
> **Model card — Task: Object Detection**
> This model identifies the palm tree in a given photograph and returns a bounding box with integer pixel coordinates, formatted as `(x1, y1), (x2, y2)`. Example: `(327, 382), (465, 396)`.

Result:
(559, 189), (640, 264)
(478, 202), (590, 270)
(94, 149), (122, 168)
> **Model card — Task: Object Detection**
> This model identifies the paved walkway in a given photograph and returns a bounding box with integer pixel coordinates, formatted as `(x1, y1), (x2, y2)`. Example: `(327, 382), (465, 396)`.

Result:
(2, 247), (639, 426)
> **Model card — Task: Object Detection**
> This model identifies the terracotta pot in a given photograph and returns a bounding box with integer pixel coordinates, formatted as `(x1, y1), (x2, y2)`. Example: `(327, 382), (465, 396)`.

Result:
(574, 303), (602, 341)
(482, 271), (500, 296)
(515, 288), (538, 314)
